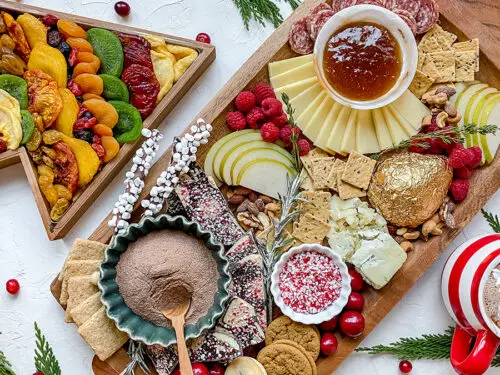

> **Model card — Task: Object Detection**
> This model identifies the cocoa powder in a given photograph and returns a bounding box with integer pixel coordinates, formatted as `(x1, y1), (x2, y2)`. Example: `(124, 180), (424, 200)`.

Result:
(116, 229), (219, 327)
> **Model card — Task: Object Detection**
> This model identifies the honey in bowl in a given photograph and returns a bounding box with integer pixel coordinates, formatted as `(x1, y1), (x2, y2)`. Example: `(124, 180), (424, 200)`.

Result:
(323, 22), (402, 101)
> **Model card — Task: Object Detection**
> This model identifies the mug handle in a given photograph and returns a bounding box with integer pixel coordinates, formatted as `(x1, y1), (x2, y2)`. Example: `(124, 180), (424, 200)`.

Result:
(451, 325), (500, 375)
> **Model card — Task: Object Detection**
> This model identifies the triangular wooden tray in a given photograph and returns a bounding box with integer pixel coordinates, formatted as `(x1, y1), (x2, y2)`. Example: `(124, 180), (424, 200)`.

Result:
(51, 0), (500, 373)
(0, 0), (215, 240)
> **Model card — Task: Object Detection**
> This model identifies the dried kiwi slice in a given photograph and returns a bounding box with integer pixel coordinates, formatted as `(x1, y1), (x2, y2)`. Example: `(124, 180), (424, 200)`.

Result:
(99, 74), (129, 102)
(109, 100), (142, 144)
(20, 110), (35, 145)
(87, 28), (124, 77)
(0, 74), (28, 109)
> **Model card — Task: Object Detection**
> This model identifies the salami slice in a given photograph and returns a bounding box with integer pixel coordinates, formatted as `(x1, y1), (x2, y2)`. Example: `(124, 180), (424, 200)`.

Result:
(387, 0), (421, 17)
(416, 0), (439, 34)
(354, 0), (385, 7)
(306, 3), (332, 38)
(393, 8), (417, 35)
(309, 9), (335, 40)
(289, 18), (315, 55)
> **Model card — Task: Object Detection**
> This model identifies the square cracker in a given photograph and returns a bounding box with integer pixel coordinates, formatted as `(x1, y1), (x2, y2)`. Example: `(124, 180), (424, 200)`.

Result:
(337, 173), (366, 200)
(326, 159), (346, 192)
(417, 52), (426, 71)
(419, 36), (442, 54)
(299, 169), (314, 191)
(78, 306), (129, 361)
(409, 70), (435, 98)
(292, 213), (331, 244)
(421, 57), (441, 81)
(311, 157), (336, 189)
(65, 275), (99, 323)
(300, 148), (330, 176)
(59, 239), (106, 281)
(436, 31), (457, 50)
(301, 191), (331, 210)
(71, 292), (103, 327)
(341, 151), (377, 190)
(455, 51), (477, 82)
(452, 39), (479, 71)
(427, 51), (456, 83)
(60, 260), (101, 306)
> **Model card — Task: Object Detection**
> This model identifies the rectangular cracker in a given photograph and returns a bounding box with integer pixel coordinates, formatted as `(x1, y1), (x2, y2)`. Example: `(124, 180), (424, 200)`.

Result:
(59, 239), (106, 281)
(299, 169), (315, 191)
(421, 57), (441, 81)
(436, 31), (457, 50)
(66, 275), (99, 323)
(300, 148), (330, 176)
(341, 151), (377, 190)
(409, 70), (435, 98)
(78, 306), (129, 361)
(311, 157), (336, 189)
(60, 260), (101, 306)
(419, 36), (442, 54)
(452, 39), (479, 71)
(337, 172), (366, 200)
(427, 51), (456, 83)
(417, 52), (426, 71)
(292, 213), (331, 244)
(71, 292), (103, 327)
(300, 191), (331, 210)
(326, 159), (346, 192)
(454, 51), (477, 82)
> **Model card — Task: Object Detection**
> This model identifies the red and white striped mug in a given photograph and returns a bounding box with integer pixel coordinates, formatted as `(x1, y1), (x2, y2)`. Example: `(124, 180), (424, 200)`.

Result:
(441, 234), (500, 375)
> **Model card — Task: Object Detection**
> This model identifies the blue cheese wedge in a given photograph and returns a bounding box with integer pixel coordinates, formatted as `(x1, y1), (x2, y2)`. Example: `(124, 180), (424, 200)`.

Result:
(350, 232), (407, 289)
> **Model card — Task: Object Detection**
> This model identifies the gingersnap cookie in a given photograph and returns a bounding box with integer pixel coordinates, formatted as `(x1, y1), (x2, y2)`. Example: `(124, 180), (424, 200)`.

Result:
(265, 315), (321, 360)
(257, 339), (316, 375)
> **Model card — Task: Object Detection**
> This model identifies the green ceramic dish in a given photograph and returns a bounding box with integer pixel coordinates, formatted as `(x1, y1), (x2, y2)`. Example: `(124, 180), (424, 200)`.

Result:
(99, 214), (231, 346)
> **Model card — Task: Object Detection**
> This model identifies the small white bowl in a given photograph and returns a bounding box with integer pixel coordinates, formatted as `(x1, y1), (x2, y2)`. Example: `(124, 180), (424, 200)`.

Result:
(271, 244), (351, 325)
(313, 4), (418, 110)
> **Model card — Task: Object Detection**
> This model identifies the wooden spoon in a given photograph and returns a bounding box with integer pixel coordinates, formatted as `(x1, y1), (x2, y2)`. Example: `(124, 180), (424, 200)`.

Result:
(161, 296), (194, 375)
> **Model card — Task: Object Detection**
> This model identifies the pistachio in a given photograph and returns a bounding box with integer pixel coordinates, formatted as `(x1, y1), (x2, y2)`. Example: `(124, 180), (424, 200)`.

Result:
(435, 86), (457, 98)
(396, 227), (408, 236)
(436, 111), (449, 128)
(403, 231), (420, 240)
(444, 101), (458, 118)
(400, 241), (413, 252)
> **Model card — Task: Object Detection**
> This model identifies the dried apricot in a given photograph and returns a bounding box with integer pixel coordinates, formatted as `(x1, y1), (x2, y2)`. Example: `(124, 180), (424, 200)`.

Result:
(54, 184), (72, 201)
(41, 185), (59, 206)
(72, 62), (97, 77)
(82, 93), (104, 102)
(101, 135), (120, 162)
(83, 98), (118, 128)
(73, 73), (103, 96)
(93, 124), (113, 137)
(57, 19), (86, 39)
(50, 197), (69, 221)
(66, 37), (93, 53)
(76, 52), (100, 72)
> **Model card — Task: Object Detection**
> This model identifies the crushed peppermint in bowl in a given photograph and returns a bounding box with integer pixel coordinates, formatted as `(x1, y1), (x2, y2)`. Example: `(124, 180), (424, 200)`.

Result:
(271, 244), (351, 324)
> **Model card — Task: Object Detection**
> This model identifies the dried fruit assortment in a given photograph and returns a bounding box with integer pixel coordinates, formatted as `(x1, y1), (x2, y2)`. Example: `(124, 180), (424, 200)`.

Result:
(0, 10), (198, 223)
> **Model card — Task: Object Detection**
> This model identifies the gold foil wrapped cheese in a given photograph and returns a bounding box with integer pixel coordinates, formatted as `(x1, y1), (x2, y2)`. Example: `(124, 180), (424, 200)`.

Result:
(368, 152), (452, 228)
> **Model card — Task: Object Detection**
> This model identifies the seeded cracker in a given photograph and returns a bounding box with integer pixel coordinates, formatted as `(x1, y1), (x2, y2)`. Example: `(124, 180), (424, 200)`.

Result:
(71, 292), (102, 327)
(417, 52), (426, 71)
(452, 39), (479, 71)
(409, 70), (435, 98)
(292, 213), (331, 244)
(299, 191), (331, 223)
(419, 35), (442, 54)
(299, 169), (314, 191)
(455, 51), (477, 82)
(421, 57), (441, 82)
(326, 159), (346, 191)
(300, 148), (329, 176)
(311, 157), (336, 189)
(427, 51), (456, 83)
(341, 151), (377, 190)
(435, 31), (457, 50)
(337, 172), (366, 200)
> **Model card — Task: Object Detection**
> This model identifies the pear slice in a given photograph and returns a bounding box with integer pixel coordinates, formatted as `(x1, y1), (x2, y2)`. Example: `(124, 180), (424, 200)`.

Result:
(449, 82), (470, 106)
(269, 61), (316, 88)
(478, 94), (500, 164)
(464, 87), (497, 147)
(340, 109), (358, 154)
(302, 94), (334, 142)
(456, 83), (489, 127)
(381, 106), (408, 145)
(356, 109), (380, 154)
(289, 84), (324, 121)
(296, 91), (327, 130)
(372, 108), (393, 150)
(268, 54), (313, 77)
(390, 90), (430, 131)
(315, 101), (342, 151)
(274, 77), (317, 102)
(327, 106), (351, 155)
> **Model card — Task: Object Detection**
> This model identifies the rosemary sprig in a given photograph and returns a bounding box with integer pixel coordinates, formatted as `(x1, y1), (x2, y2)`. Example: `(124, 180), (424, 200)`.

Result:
(34, 322), (61, 375)
(371, 124), (499, 160)
(482, 209), (500, 233)
(233, 0), (283, 29)
(281, 92), (302, 171)
(0, 349), (15, 375)
(120, 341), (151, 375)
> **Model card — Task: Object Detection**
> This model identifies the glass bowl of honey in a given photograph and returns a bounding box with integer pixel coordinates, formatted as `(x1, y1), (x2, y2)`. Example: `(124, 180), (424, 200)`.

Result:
(314, 4), (418, 110)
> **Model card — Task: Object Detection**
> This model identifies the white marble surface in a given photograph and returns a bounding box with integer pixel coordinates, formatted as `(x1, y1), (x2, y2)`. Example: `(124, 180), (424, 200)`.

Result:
(0, 0), (499, 374)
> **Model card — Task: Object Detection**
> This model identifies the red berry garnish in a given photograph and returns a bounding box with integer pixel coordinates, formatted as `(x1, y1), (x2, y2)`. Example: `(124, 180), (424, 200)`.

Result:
(235, 91), (256, 113)
(320, 332), (338, 356)
(450, 179), (470, 201)
(449, 144), (473, 168)
(68, 48), (79, 67)
(339, 311), (365, 338)
(467, 146), (483, 168)
(346, 292), (365, 311)
(348, 269), (364, 291)
(6, 279), (20, 295)
(453, 166), (473, 180)
(192, 363), (209, 375)
(319, 316), (339, 331)
(33, 373), (44, 375)
(297, 138), (311, 156)
(226, 111), (247, 131)
(67, 80), (83, 96)
(260, 122), (280, 143)
(399, 360), (413, 373)
(279, 124), (300, 145)
(261, 97), (283, 117)
(208, 363), (225, 375)
(246, 106), (266, 129)
(196, 33), (211, 44)
(253, 83), (276, 105)
(0, 139), (7, 154)
(114, 1), (131, 16)
(41, 14), (59, 27)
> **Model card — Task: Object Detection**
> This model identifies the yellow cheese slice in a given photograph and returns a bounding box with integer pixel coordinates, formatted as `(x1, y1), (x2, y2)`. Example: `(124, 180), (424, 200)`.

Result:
(274, 77), (318, 102)
(268, 54), (313, 77)
(296, 91), (327, 130)
(390, 90), (430, 130)
(289, 84), (324, 119)
(303, 95), (335, 142)
(341, 109), (358, 154)
(315, 101), (342, 151)
(356, 109), (380, 154)
(327, 106), (351, 155)
(372, 108), (393, 150)
(387, 106), (418, 137)
(269, 61), (316, 89)
(381, 106), (408, 145)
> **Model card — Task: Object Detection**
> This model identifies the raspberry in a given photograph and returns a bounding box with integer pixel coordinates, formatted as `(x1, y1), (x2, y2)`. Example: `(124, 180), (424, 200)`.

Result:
(466, 146), (482, 169)
(261, 97), (283, 118)
(454, 166), (473, 179)
(279, 124), (301, 144)
(234, 91), (256, 112)
(253, 83), (276, 105)
(435, 126), (459, 153)
(246, 106), (265, 129)
(450, 179), (470, 201)
(297, 138), (311, 156)
(449, 144), (473, 168)
(0, 139), (7, 153)
(271, 112), (288, 128)
(261, 122), (280, 143)
(424, 137), (443, 154)
(226, 111), (247, 131)
(408, 138), (428, 153)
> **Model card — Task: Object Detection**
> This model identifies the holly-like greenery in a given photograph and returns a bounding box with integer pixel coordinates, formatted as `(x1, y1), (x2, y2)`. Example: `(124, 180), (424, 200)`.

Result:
(0, 349), (15, 375)
(34, 322), (61, 375)
(482, 209), (500, 233)
(233, 0), (301, 29)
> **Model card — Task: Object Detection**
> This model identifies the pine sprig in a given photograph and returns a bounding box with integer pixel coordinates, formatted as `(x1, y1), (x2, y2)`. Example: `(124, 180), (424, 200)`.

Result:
(34, 322), (61, 375)
(482, 209), (500, 233)
(283, 0), (301, 10)
(233, 0), (283, 29)
(0, 349), (15, 375)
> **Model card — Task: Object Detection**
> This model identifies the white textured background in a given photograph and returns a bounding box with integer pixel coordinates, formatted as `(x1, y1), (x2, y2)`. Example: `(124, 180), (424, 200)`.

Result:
(0, 0), (499, 374)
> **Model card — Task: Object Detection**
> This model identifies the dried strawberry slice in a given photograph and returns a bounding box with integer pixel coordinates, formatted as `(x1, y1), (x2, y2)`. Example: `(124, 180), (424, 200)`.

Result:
(122, 64), (155, 87)
(118, 33), (151, 49)
(123, 42), (153, 70)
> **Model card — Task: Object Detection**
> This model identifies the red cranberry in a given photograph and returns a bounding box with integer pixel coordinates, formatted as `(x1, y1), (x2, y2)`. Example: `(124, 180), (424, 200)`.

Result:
(208, 363), (225, 375)
(192, 363), (209, 375)
(339, 311), (365, 338)
(346, 292), (365, 311)
(348, 269), (364, 291)
(399, 360), (413, 373)
(196, 32), (211, 44)
(114, 1), (131, 16)
(320, 333), (338, 356)
(6, 279), (20, 295)
(319, 316), (339, 331)
(33, 373), (44, 375)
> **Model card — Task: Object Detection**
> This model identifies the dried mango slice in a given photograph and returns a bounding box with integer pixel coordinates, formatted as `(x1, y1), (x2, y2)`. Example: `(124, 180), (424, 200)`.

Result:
(166, 44), (198, 82)
(17, 13), (47, 49)
(28, 44), (68, 88)
(2, 12), (30, 62)
(150, 50), (174, 103)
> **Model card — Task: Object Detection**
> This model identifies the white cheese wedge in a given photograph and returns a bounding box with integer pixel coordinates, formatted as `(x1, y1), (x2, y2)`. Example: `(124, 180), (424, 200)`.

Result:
(356, 109), (380, 154)
(296, 91), (327, 131)
(372, 108), (393, 150)
(268, 54), (313, 77)
(303, 95), (334, 141)
(340, 109), (358, 154)
(381, 106), (409, 145)
(387, 106), (418, 137)
(269, 61), (316, 89)
(350, 232), (407, 290)
(390, 90), (430, 131)
(289, 83), (324, 120)
(274, 77), (318, 102)
(327, 106), (351, 155)
(328, 231), (357, 260)
(315, 101), (342, 151)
